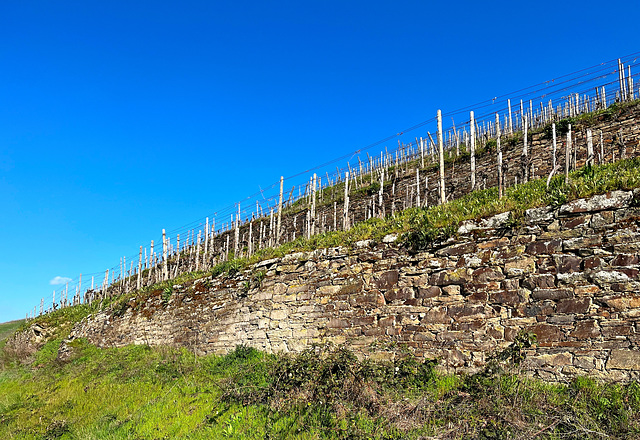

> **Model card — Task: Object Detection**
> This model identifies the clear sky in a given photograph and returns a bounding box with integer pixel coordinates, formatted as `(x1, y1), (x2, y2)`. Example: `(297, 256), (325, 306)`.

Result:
(1, 0), (639, 322)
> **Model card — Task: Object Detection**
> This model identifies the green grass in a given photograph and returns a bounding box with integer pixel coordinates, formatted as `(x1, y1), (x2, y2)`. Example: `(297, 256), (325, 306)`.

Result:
(0, 321), (24, 350)
(1, 338), (639, 439)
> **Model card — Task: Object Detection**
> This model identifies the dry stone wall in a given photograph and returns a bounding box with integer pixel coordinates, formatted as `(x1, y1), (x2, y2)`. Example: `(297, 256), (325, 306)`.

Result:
(72, 188), (640, 382)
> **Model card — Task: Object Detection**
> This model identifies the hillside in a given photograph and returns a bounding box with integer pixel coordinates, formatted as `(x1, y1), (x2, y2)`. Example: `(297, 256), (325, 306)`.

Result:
(2, 154), (640, 438)
(0, 321), (23, 349)
(4, 96), (640, 438)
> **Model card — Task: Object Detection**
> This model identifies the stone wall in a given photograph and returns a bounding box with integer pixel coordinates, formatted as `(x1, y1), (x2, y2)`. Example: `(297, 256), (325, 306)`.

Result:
(71, 189), (640, 382)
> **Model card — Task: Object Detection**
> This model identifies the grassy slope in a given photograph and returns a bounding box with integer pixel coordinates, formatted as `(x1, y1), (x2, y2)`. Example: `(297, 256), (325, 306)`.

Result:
(2, 157), (640, 439)
(0, 341), (638, 439)
(0, 321), (24, 350)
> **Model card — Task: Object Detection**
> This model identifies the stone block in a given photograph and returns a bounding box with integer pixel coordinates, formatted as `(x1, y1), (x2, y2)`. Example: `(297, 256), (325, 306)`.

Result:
(592, 270), (631, 285)
(561, 216), (590, 229)
(601, 322), (634, 338)
(557, 298), (591, 314)
(555, 255), (582, 274)
(611, 254), (640, 266)
(574, 356), (596, 370)
(375, 270), (399, 290)
(417, 286), (441, 298)
(602, 295), (640, 311)
(436, 242), (477, 257)
(489, 290), (522, 306)
(530, 323), (564, 342)
(504, 257), (536, 277)
(583, 256), (605, 270)
(558, 191), (632, 216)
(524, 274), (556, 290)
(569, 320), (601, 339)
(590, 211), (614, 228)
(430, 268), (471, 286)
(531, 288), (573, 301)
(525, 206), (554, 223)
(528, 352), (573, 367)
(607, 349), (640, 370)
(421, 307), (450, 324)
(526, 239), (562, 255)
(378, 316), (396, 327)
(478, 237), (510, 250)
(270, 309), (288, 320)
(472, 267), (505, 283)
(442, 285), (461, 296)
(327, 318), (350, 329)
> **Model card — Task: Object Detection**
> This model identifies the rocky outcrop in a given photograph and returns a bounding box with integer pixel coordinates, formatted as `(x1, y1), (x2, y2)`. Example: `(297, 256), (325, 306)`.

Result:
(70, 190), (640, 382)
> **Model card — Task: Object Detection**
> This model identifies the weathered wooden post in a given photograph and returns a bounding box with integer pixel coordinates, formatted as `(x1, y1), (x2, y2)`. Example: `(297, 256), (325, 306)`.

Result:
(522, 115), (529, 182)
(508, 99), (513, 134)
(343, 171), (350, 230)
(276, 176), (284, 244)
(248, 219), (253, 257)
(196, 230), (201, 271)
(311, 173), (317, 236)
(234, 205), (240, 256)
(552, 123), (557, 170)
(415, 168), (420, 207)
(586, 129), (594, 167)
(137, 246), (142, 290)
(378, 170), (385, 217)
(162, 229), (168, 281)
(565, 124), (572, 184)
(437, 110), (445, 204)
(495, 113), (503, 199)
(470, 111), (476, 190)
(204, 217), (209, 265)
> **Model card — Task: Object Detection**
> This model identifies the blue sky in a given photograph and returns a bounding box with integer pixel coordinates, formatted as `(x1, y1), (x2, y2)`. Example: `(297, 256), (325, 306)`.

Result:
(1, 0), (639, 322)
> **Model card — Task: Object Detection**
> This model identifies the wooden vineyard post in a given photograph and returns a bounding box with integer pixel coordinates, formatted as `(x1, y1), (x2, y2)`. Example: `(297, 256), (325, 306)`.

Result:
(470, 111), (476, 190)
(508, 99), (513, 135)
(276, 176), (284, 244)
(248, 220), (253, 257)
(311, 173), (317, 236)
(618, 59), (626, 101)
(148, 240), (154, 284)
(415, 168), (420, 207)
(378, 171), (384, 217)
(565, 124), (572, 184)
(343, 171), (350, 230)
(103, 269), (109, 300)
(333, 202), (337, 231)
(234, 205), (240, 257)
(204, 217), (209, 266)
(196, 230), (201, 271)
(437, 110), (445, 205)
(137, 246), (142, 290)
(552, 123), (557, 170)
(162, 229), (168, 281)
(586, 129), (594, 167)
(600, 130), (604, 164)
(522, 115), (529, 183)
(495, 113), (503, 199)
(175, 234), (180, 277)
